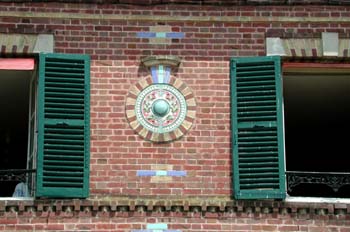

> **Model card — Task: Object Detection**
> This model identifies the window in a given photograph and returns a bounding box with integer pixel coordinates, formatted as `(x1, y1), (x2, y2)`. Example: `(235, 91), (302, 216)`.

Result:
(0, 69), (33, 197)
(284, 64), (350, 198)
(0, 53), (90, 198)
(231, 56), (350, 199)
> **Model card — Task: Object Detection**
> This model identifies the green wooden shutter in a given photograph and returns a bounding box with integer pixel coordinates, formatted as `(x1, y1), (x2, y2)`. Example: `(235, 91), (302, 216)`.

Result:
(231, 56), (285, 199)
(36, 53), (90, 198)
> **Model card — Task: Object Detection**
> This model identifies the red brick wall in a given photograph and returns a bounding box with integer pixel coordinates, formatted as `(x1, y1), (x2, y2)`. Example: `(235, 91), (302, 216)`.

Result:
(1, 2), (350, 231)
(89, 57), (231, 197)
(2, 213), (350, 231)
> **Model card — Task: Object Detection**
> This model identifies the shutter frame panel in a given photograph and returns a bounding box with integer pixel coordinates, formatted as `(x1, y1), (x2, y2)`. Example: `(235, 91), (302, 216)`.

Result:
(231, 56), (286, 199)
(36, 53), (90, 198)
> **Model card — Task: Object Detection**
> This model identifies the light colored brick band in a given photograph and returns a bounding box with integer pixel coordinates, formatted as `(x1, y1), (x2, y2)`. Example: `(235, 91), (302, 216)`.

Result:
(0, 11), (349, 23)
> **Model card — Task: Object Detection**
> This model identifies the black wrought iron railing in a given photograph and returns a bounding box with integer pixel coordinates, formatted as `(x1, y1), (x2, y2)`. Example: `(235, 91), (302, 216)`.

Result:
(286, 171), (350, 193)
(0, 169), (36, 182)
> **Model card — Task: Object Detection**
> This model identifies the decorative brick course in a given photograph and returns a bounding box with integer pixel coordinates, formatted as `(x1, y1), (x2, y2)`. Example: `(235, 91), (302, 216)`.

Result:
(1, 198), (350, 216)
(0, 199), (350, 231)
(1, 0), (350, 5)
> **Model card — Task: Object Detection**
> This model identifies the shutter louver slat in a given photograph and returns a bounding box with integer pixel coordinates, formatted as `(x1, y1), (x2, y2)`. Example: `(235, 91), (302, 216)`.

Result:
(45, 72), (84, 78)
(44, 165), (84, 171)
(237, 85), (276, 92)
(46, 98), (84, 104)
(240, 172), (278, 178)
(236, 70), (275, 77)
(238, 105), (276, 111)
(45, 60), (85, 67)
(236, 64), (275, 71)
(45, 87), (84, 93)
(231, 56), (285, 199)
(236, 75), (275, 81)
(237, 80), (275, 87)
(240, 178), (279, 184)
(46, 77), (85, 83)
(241, 151), (277, 160)
(45, 138), (84, 144)
(238, 96), (276, 103)
(45, 170), (83, 175)
(37, 53), (90, 198)
(45, 92), (84, 98)
(46, 103), (84, 109)
(43, 182), (83, 187)
(46, 83), (85, 88)
(240, 157), (278, 162)
(45, 150), (84, 155)
(237, 90), (276, 97)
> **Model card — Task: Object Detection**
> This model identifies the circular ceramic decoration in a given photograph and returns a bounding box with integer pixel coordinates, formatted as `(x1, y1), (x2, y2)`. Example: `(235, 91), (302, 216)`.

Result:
(135, 84), (187, 133)
(126, 76), (196, 143)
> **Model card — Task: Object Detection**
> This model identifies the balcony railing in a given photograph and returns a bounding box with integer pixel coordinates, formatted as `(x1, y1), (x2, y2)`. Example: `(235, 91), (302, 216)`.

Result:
(286, 171), (350, 193)
(0, 169), (36, 182)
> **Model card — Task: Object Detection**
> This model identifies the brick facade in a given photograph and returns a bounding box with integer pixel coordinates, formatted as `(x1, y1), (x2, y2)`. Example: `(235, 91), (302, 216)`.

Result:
(1, 1), (350, 231)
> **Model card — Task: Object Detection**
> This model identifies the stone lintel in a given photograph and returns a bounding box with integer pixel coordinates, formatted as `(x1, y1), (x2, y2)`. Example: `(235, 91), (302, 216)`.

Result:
(266, 33), (350, 58)
(266, 37), (286, 56)
(141, 55), (181, 68)
(0, 33), (53, 54)
(322, 32), (338, 57)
